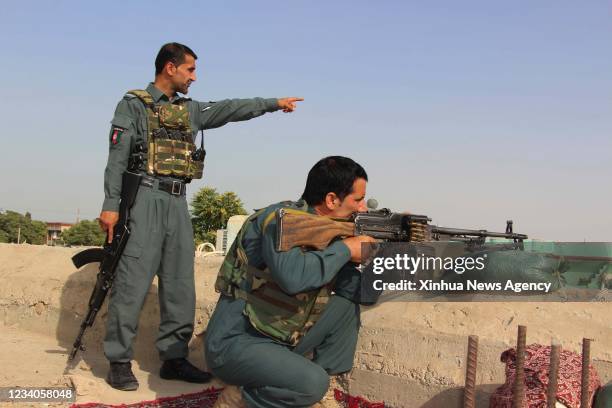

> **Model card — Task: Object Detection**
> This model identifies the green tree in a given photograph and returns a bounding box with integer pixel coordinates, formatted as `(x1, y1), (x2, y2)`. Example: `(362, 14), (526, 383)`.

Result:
(29, 221), (48, 245)
(61, 220), (106, 246)
(190, 187), (247, 245)
(0, 210), (47, 245)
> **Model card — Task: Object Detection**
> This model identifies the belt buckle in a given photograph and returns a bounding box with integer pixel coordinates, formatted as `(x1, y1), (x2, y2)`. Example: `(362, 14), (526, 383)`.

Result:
(171, 181), (182, 195)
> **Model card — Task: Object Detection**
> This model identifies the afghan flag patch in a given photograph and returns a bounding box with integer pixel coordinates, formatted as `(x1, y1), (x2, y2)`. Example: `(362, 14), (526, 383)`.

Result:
(111, 127), (124, 145)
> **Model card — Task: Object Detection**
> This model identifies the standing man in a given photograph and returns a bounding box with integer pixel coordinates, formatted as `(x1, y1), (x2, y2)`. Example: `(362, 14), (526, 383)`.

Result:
(99, 42), (303, 391)
(206, 156), (377, 408)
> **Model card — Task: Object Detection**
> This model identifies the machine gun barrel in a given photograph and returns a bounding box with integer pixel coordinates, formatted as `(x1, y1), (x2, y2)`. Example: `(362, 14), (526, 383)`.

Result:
(431, 226), (528, 241)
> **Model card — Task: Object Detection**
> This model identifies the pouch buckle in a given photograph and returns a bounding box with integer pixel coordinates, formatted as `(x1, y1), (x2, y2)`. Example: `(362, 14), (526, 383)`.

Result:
(171, 181), (183, 195)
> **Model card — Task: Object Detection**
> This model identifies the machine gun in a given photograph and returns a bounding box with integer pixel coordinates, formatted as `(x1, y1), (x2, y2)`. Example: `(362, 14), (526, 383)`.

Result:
(68, 171), (142, 361)
(275, 207), (527, 252)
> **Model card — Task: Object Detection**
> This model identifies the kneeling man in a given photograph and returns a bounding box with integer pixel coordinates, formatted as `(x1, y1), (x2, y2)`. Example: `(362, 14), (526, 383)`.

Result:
(205, 156), (376, 407)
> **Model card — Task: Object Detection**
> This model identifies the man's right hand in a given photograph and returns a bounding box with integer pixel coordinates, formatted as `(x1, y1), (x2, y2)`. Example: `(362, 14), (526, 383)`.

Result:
(342, 235), (377, 263)
(99, 211), (119, 243)
(277, 97), (304, 112)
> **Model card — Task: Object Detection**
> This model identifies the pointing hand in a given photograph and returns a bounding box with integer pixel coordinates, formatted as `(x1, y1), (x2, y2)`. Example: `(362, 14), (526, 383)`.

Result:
(277, 97), (304, 113)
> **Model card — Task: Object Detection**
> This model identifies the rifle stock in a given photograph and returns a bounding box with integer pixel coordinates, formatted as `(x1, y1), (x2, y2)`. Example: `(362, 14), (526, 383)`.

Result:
(276, 209), (355, 251)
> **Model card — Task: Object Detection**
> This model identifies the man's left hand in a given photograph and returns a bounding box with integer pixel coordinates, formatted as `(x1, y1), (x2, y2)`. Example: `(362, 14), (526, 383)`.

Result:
(277, 97), (304, 112)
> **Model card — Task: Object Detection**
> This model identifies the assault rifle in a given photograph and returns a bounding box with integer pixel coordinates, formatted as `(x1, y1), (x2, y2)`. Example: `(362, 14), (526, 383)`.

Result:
(275, 207), (527, 252)
(68, 171), (142, 361)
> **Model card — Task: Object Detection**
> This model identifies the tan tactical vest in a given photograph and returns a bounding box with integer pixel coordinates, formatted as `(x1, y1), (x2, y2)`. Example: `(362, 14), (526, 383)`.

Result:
(128, 90), (204, 180)
(215, 203), (332, 346)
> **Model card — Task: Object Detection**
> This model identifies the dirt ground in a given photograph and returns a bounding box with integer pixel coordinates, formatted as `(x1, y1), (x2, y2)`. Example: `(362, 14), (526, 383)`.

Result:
(0, 243), (609, 408)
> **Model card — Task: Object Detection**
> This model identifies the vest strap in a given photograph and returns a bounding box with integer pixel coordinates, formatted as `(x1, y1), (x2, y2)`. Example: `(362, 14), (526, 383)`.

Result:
(127, 89), (155, 107)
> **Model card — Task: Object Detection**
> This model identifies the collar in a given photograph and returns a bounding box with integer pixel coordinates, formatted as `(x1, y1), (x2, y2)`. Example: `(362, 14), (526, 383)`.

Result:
(294, 199), (317, 215)
(146, 83), (175, 103)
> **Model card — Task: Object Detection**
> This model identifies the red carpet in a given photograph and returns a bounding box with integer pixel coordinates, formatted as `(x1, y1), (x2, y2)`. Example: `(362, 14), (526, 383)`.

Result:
(70, 387), (222, 408)
(70, 388), (384, 408)
(334, 389), (385, 408)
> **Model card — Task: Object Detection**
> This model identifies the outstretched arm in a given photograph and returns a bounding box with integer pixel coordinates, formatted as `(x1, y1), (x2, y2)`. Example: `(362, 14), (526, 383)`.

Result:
(192, 96), (304, 130)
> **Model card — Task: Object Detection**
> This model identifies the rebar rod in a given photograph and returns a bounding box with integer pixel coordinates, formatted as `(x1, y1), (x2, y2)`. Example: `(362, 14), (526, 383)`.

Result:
(581, 338), (592, 408)
(512, 325), (527, 408)
(463, 335), (478, 408)
(546, 340), (561, 408)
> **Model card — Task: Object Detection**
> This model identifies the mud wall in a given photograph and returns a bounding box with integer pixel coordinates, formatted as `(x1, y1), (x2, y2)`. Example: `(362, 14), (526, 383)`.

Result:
(0, 243), (609, 407)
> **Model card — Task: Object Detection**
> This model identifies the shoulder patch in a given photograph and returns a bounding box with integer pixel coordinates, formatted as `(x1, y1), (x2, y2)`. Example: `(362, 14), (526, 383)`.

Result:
(111, 127), (125, 145)
(123, 93), (137, 100)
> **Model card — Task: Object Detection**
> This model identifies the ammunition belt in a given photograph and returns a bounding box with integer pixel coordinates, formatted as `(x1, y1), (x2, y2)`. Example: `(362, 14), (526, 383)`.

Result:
(409, 221), (430, 242)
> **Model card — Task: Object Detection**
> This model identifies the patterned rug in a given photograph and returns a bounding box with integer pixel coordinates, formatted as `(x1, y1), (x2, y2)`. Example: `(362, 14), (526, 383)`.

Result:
(490, 344), (601, 408)
(70, 388), (384, 408)
(334, 389), (385, 408)
(70, 387), (222, 408)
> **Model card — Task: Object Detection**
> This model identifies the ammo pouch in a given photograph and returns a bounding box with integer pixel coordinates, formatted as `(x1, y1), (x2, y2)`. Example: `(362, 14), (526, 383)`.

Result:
(243, 272), (331, 346)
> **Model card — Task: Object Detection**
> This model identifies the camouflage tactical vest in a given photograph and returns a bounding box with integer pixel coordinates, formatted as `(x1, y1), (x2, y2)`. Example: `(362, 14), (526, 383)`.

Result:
(214, 202), (332, 346)
(128, 90), (204, 180)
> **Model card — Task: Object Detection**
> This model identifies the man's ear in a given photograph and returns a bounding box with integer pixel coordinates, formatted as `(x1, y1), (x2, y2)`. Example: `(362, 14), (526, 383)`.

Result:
(324, 192), (339, 210)
(165, 61), (177, 76)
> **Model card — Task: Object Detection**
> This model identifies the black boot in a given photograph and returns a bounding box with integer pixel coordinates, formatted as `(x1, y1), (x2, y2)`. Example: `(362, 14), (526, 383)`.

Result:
(106, 362), (139, 391)
(159, 358), (213, 383)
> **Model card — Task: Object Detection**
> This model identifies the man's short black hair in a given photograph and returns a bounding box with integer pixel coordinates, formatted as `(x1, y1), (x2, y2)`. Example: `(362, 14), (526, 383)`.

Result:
(155, 42), (198, 75)
(301, 156), (368, 206)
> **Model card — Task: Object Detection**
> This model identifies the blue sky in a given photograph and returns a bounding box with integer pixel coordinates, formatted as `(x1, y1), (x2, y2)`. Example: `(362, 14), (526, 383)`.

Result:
(0, 1), (610, 241)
